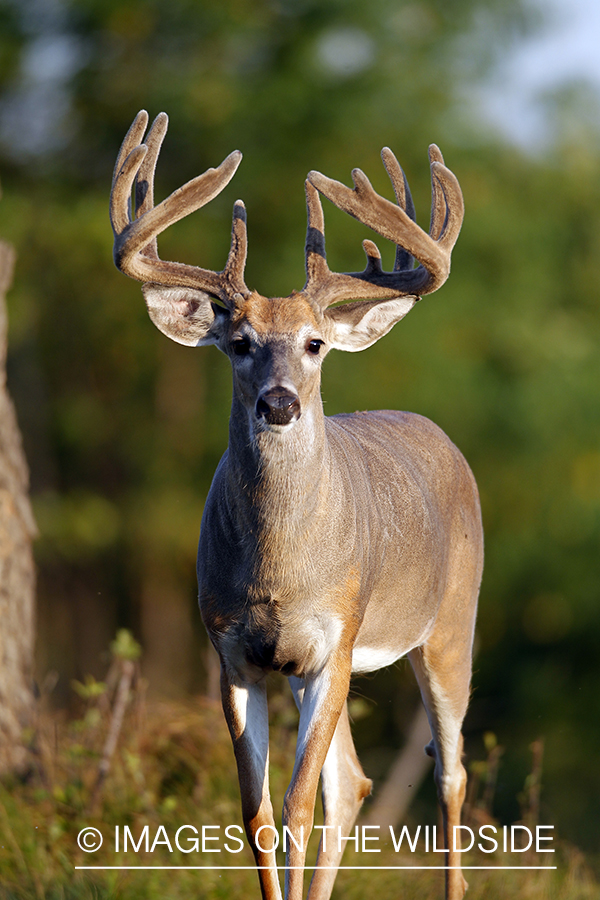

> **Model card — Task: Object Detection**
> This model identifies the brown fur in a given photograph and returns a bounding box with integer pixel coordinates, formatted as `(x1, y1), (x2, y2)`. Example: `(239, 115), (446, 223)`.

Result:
(233, 291), (321, 334)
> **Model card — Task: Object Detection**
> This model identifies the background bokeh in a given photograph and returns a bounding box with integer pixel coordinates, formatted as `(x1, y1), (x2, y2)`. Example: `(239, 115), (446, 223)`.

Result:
(1, 0), (599, 869)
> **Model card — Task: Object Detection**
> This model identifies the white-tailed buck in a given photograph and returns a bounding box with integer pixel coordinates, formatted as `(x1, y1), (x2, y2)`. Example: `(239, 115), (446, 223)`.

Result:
(111, 110), (483, 900)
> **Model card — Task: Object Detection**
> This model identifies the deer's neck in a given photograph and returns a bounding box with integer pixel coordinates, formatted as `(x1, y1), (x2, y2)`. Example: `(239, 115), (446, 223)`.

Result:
(225, 395), (331, 537)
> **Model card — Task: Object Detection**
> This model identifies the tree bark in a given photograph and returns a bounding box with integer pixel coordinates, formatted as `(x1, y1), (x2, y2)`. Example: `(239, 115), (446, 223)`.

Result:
(0, 238), (36, 774)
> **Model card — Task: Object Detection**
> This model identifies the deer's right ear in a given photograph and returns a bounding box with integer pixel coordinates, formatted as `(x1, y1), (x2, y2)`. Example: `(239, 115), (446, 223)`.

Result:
(142, 285), (229, 347)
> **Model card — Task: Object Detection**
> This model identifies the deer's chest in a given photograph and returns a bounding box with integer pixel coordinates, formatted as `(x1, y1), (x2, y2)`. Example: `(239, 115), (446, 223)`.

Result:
(198, 527), (364, 683)
(200, 583), (347, 683)
(197, 452), (368, 682)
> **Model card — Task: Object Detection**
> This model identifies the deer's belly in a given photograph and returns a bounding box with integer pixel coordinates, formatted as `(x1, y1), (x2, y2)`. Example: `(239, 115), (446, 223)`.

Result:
(351, 606), (437, 674)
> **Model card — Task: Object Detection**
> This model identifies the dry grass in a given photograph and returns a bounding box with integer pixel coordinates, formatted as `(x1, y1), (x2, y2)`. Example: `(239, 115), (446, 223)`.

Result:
(0, 638), (598, 900)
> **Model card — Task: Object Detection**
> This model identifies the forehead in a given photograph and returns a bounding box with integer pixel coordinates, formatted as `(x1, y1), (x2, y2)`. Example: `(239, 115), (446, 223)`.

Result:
(233, 292), (321, 335)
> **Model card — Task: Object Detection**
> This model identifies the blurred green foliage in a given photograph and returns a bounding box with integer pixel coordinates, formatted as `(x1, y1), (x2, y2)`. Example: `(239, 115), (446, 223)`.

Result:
(1, 0), (600, 867)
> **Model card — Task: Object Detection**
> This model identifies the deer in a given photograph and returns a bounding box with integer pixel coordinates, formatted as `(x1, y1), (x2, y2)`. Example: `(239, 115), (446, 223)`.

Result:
(110, 110), (483, 900)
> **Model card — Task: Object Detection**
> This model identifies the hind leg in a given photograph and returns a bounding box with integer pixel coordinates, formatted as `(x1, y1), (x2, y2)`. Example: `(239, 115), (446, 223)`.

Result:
(408, 622), (474, 900)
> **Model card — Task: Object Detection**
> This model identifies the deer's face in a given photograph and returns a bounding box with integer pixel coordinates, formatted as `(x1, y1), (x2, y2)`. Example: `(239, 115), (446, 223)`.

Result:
(225, 293), (328, 433)
(142, 281), (418, 437)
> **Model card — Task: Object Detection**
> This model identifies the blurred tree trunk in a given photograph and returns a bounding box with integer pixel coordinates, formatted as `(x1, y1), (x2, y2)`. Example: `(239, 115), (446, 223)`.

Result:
(0, 237), (37, 773)
(140, 560), (194, 697)
(364, 704), (433, 830)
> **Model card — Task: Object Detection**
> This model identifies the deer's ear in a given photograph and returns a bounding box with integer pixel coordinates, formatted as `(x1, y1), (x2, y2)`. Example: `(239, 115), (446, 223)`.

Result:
(325, 296), (417, 352)
(142, 285), (228, 347)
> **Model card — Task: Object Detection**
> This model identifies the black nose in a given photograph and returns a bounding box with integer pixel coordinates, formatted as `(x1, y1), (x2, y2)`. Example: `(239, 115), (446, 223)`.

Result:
(256, 387), (301, 425)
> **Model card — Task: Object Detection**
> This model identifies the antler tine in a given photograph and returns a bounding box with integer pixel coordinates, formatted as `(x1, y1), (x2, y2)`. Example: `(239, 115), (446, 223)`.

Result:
(305, 179), (329, 284)
(304, 145), (464, 309)
(430, 152), (464, 253)
(110, 111), (248, 305)
(428, 144), (447, 241)
(111, 109), (149, 194)
(110, 109), (149, 237)
(381, 146), (416, 272)
(133, 112), (169, 260)
(223, 200), (249, 295)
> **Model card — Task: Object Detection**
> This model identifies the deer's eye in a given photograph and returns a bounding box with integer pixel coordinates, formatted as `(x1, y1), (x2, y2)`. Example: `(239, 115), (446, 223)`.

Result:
(306, 339), (324, 355)
(232, 337), (250, 356)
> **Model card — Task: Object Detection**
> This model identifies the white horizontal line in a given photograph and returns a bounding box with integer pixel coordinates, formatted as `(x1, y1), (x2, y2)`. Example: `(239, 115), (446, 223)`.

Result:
(75, 865), (557, 871)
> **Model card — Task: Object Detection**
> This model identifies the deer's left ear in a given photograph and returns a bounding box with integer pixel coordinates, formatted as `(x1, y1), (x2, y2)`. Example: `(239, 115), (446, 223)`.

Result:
(325, 296), (418, 352)
(142, 285), (228, 347)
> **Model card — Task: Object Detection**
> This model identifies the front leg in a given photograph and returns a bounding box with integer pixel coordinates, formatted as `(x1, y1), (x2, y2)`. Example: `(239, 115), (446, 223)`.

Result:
(220, 667), (282, 900)
(283, 653), (352, 900)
